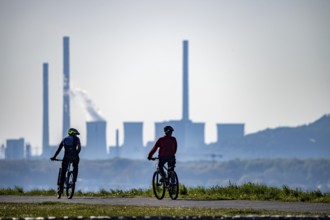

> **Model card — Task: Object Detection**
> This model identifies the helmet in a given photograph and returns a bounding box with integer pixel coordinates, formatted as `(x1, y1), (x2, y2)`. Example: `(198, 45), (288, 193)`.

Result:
(164, 126), (174, 134)
(68, 128), (80, 136)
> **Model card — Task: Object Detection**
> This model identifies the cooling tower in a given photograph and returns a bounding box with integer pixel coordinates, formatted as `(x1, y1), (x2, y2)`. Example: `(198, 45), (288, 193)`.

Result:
(121, 122), (144, 159)
(63, 36), (70, 138)
(86, 120), (107, 159)
(123, 122), (143, 147)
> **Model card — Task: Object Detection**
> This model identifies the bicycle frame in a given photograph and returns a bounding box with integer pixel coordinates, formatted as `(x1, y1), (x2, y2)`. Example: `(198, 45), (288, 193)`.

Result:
(53, 159), (75, 199)
(151, 157), (179, 200)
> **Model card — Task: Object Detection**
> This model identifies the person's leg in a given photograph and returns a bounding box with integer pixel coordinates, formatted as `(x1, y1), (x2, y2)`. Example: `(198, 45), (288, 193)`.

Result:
(158, 157), (166, 179)
(167, 156), (176, 184)
(167, 156), (176, 172)
(72, 157), (79, 182)
(59, 159), (69, 192)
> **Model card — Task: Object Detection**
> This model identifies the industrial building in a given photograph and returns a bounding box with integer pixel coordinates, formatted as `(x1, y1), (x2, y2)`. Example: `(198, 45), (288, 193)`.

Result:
(149, 40), (245, 160)
(42, 37), (110, 160)
(154, 41), (206, 155)
(0, 37), (245, 160)
(5, 138), (26, 160)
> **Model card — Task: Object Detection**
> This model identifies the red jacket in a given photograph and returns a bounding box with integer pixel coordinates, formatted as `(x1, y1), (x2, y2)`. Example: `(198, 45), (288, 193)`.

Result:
(149, 135), (177, 158)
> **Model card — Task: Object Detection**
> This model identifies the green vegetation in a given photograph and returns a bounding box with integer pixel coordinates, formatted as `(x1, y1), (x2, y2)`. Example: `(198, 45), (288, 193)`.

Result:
(1, 182), (330, 203)
(182, 183), (330, 203)
(0, 186), (57, 196)
(0, 202), (315, 218)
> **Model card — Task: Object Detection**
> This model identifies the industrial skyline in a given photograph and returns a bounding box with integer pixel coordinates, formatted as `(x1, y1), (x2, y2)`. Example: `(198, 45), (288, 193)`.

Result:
(1, 1), (329, 154)
(3, 35), (327, 161)
(2, 37), (246, 160)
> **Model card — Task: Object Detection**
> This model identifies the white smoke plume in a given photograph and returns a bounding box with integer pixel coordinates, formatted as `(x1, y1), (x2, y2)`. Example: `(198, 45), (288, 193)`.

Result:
(71, 88), (105, 121)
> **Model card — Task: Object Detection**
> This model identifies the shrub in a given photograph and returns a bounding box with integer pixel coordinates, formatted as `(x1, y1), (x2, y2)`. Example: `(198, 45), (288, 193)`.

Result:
(179, 184), (188, 195)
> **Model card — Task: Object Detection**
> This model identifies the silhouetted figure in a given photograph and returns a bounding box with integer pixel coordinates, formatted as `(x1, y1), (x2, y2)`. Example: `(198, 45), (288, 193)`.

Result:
(148, 126), (177, 180)
(50, 128), (81, 193)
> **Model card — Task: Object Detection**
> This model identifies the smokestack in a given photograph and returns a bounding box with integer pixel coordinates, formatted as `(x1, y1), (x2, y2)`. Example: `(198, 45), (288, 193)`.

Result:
(42, 63), (49, 152)
(63, 36), (70, 137)
(116, 129), (119, 147)
(182, 40), (189, 122)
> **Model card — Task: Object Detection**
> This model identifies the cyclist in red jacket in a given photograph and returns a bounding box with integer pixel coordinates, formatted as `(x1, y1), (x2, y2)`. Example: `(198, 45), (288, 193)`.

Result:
(148, 125), (177, 180)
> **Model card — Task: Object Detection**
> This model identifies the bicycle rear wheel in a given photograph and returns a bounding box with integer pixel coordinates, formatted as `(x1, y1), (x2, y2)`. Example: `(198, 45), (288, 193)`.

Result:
(152, 171), (165, 200)
(66, 171), (75, 199)
(168, 171), (179, 200)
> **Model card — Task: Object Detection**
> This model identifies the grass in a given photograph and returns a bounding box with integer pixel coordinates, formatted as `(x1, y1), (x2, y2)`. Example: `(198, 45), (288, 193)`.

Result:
(181, 183), (330, 202)
(0, 202), (318, 218)
(1, 184), (329, 218)
(1, 183), (329, 203)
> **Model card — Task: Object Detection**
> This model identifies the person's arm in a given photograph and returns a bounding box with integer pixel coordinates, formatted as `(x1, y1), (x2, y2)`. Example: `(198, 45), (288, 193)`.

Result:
(148, 139), (160, 159)
(174, 138), (177, 155)
(148, 146), (157, 159)
(51, 140), (64, 160)
(76, 138), (81, 154)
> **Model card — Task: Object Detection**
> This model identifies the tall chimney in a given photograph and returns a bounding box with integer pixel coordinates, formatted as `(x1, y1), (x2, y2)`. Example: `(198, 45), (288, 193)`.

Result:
(42, 63), (49, 153)
(116, 129), (119, 147)
(182, 40), (189, 122)
(63, 36), (70, 137)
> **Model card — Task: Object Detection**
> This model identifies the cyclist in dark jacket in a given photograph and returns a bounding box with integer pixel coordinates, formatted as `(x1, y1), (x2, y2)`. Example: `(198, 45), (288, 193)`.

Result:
(50, 128), (81, 193)
(148, 126), (177, 179)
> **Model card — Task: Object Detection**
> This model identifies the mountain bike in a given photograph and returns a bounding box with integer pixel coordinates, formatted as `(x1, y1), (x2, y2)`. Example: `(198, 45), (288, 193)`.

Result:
(150, 157), (179, 200)
(52, 159), (75, 199)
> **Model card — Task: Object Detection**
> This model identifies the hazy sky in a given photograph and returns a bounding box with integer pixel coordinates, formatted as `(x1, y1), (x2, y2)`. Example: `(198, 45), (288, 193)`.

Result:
(1, 0), (329, 153)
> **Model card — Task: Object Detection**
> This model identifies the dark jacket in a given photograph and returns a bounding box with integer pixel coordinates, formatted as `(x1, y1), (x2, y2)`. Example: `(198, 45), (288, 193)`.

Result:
(148, 135), (177, 158)
(53, 135), (81, 159)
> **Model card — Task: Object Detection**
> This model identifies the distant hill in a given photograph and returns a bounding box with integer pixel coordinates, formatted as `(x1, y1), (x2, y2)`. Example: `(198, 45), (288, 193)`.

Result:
(215, 114), (330, 159)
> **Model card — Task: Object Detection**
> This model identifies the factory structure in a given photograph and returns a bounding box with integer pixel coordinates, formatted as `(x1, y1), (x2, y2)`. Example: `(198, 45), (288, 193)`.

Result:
(2, 37), (245, 161)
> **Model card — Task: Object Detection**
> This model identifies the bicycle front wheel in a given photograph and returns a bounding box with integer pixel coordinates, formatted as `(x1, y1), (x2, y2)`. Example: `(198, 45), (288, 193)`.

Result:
(168, 171), (179, 200)
(66, 171), (75, 199)
(152, 171), (165, 200)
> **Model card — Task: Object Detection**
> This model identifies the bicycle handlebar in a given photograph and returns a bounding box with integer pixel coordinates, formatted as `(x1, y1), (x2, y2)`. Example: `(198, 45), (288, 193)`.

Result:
(50, 158), (62, 162)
